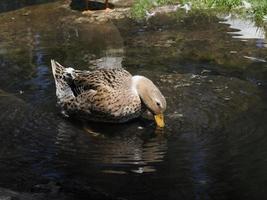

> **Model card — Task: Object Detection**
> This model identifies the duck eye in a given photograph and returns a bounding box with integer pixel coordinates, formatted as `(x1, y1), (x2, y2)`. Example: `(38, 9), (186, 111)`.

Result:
(156, 102), (161, 107)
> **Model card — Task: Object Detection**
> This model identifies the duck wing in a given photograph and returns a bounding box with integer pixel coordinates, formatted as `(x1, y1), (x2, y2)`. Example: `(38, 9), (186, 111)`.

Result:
(51, 60), (134, 119)
(73, 68), (132, 93)
(71, 68), (133, 119)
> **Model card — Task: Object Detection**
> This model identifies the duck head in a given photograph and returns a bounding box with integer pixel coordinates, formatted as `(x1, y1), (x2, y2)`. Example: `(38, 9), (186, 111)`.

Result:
(132, 76), (167, 128)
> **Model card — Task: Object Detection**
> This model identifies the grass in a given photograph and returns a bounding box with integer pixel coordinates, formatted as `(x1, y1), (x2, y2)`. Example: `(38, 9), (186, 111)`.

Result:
(131, 0), (179, 19)
(131, 0), (267, 23)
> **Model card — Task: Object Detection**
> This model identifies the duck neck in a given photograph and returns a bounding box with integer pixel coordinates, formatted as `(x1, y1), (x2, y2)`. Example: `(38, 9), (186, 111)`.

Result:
(131, 75), (154, 111)
(132, 75), (146, 97)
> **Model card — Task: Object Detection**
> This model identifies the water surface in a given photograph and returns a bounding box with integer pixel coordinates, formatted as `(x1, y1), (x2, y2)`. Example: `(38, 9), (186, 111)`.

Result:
(0, 1), (267, 200)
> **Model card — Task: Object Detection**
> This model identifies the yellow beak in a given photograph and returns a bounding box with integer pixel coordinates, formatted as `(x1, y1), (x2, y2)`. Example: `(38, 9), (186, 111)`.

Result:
(154, 114), (165, 128)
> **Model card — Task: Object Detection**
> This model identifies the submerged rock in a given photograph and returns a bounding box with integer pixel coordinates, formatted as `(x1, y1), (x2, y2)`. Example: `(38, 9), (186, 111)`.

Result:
(0, 184), (126, 200)
(0, 90), (28, 132)
(0, 187), (36, 200)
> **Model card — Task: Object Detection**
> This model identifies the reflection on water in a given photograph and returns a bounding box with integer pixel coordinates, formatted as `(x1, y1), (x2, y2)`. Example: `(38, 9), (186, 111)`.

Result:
(55, 121), (167, 174)
(0, 1), (267, 200)
(220, 16), (266, 40)
(89, 48), (124, 69)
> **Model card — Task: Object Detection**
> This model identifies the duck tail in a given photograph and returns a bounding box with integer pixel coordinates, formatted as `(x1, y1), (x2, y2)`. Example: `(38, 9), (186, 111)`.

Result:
(51, 59), (75, 103)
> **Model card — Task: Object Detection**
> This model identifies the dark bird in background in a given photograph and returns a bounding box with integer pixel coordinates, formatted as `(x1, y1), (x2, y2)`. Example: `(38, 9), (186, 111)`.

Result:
(85, 0), (110, 10)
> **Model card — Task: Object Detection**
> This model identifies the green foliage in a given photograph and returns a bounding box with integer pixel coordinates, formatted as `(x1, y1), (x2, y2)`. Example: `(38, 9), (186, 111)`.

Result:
(251, 0), (267, 22)
(131, 0), (267, 23)
(131, 0), (179, 19)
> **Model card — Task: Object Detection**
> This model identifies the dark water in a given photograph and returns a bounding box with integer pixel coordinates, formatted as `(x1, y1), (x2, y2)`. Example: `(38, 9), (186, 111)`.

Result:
(0, 0), (56, 13)
(0, 1), (267, 200)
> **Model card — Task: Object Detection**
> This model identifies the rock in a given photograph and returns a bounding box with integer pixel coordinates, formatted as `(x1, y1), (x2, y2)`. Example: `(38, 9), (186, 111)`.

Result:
(0, 187), (36, 200)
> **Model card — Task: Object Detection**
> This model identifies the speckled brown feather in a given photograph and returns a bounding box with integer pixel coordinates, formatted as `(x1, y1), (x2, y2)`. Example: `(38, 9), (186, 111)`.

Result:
(51, 60), (143, 123)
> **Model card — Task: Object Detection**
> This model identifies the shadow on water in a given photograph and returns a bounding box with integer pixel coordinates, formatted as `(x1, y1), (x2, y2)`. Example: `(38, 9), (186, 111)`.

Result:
(0, 1), (267, 200)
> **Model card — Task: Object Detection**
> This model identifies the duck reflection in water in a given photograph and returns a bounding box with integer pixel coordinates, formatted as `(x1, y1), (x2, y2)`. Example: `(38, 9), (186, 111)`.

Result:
(55, 120), (167, 174)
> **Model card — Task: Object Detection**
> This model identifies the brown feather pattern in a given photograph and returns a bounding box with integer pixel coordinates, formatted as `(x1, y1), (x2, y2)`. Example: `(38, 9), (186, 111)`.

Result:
(51, 60), (144, 123)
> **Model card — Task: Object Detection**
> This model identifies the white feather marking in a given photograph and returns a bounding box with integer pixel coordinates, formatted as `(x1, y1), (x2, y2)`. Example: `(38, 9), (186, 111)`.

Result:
(66, 67), (74, 74)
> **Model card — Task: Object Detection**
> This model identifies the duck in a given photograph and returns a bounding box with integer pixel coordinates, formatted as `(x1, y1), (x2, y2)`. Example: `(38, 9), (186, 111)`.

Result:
(51, 60), (166, 127)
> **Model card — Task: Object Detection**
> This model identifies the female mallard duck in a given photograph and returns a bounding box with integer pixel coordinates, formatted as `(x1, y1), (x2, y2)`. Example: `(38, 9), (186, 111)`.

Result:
(51, 60), (166, 127)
